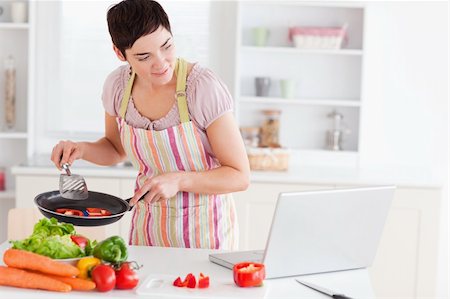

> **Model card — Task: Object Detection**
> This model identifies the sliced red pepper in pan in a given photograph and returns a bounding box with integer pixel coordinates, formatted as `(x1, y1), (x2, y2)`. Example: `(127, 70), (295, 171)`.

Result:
(55, 208), (84, 216)
(198, 272), (209, 288)
(86, 208), (112, 217)
(233, 262), (266, 287)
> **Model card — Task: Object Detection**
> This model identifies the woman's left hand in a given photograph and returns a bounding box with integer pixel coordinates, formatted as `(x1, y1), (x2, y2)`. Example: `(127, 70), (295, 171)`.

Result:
(130, 172), (182, 206)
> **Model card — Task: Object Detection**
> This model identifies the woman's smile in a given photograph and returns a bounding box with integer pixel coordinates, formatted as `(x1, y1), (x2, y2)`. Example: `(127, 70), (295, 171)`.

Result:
(152, 67), (169, 77)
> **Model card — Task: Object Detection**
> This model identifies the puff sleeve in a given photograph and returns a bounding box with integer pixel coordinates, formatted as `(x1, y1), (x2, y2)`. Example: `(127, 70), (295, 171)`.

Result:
(188, 68), (234, 130)
(101, 66), (127, 117)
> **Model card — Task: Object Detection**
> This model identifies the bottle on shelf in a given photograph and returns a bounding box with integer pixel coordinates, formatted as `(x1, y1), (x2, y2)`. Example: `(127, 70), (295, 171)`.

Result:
(259, 109), (281, 148)
(4, 55), (16, 130)
(0, 167), (5, 191)
(326, 110), (351, 151)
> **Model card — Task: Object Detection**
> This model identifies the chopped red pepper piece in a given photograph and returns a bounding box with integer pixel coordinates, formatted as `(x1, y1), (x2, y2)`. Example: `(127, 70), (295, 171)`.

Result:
(198, 272), (209, 288)
(173, 273), (197, 288)
(185, 273), (196, 288)
(55, 208), (84, 216)
(86, 208), (112, 217)
(70, 235), (88, 248)
(173, 277), (184, 287)
(233, 262), (266, 287)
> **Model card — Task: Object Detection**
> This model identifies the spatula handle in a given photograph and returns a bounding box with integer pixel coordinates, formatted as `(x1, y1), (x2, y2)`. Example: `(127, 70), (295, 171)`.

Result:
(61, 163), (72, 176)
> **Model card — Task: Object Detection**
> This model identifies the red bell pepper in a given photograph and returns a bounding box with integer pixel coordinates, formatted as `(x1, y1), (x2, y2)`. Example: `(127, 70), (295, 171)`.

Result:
(233, 262), (266, 287)
(173, 273), (197, 288)
(55, 208), (84, 216)
(185, 273), (196, 288)
(198, 272), (209, 288)
(70, 235), (88, 248)
(86, 207), (112, 217)
(173, 276), (185, 287)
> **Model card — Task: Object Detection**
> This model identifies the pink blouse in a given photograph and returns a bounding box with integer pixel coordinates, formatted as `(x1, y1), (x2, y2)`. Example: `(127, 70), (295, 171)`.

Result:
(101, 63), (233, 158)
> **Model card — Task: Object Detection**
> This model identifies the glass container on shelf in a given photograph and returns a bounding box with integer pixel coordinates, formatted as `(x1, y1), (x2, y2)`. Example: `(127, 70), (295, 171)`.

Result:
(240, 126), (260, 148)
(259, 109), (281, 148)
(326, 110), (350, 151)
(4, 55), (16, 130)
(0, 167), (5, 191)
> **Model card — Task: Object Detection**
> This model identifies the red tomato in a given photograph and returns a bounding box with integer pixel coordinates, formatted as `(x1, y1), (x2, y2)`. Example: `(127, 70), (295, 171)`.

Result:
(115, 262), (139, 289)
(70, 235), (88, 248)
(233, 262), (265, 287)
(198, 272), (209, 288)
(91, 264), (116, 292)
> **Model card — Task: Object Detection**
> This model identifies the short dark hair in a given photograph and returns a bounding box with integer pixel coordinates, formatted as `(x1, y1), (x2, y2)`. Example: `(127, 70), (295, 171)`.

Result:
(107, 0), (172, 57)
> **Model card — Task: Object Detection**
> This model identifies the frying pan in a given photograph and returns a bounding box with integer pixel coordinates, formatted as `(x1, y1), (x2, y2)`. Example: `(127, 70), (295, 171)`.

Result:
(34, 190), (140, 226)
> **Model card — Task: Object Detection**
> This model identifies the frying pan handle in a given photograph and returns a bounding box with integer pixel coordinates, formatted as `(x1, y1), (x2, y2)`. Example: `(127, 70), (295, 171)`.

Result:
(125, 191), (149, 211)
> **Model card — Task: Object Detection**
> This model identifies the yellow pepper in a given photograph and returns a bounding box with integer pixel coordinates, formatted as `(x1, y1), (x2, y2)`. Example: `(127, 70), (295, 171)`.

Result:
(77, 257), (101, 279)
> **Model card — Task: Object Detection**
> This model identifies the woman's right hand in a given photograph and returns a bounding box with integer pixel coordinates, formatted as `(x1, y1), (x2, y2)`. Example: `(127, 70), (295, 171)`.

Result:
(51, 140), (84, 170)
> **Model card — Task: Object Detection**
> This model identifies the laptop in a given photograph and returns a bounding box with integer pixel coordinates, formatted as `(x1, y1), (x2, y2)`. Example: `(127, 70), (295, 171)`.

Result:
(209, 186), (395, 279)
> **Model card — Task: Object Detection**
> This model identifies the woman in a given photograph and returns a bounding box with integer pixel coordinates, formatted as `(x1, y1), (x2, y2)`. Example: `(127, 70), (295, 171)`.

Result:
(50, 0), (250, 249)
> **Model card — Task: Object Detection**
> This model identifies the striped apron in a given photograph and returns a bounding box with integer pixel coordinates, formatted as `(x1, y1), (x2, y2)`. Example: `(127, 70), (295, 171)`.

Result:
(117, 58), (238, 249)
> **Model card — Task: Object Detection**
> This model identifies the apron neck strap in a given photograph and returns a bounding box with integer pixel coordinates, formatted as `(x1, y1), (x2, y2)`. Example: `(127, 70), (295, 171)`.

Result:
(119, 71), (135, 119)
(119, 58), (189, 122)
(174, 58), (189, 123)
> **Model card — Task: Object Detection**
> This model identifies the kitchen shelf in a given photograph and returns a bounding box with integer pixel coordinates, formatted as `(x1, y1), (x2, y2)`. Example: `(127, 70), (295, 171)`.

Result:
(0, 132), (28, 139)
(235, 2), (364, 157)
(242, 46), (363, 56)
(0, 23), (29, 30)
(0, 1), (33, 203)
(240, 96), (361, 107)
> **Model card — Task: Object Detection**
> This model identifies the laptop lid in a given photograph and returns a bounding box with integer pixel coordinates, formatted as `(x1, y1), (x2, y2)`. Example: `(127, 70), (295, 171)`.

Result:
(209, 186), (395, 279)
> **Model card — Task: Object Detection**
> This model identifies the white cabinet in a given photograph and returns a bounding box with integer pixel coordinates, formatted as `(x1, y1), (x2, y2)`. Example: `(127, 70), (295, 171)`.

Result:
(368, 188), (441, 298)
(235, 182), (441, 298)
(0, 1), (34, 196)
(234, 2), (364, 164)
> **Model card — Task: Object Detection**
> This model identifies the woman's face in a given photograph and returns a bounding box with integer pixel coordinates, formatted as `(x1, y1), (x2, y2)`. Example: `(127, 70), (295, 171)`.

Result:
(122, 26), (176, 86)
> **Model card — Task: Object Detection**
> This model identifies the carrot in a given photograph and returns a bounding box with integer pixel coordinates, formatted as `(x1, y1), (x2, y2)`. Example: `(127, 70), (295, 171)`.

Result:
(3, 248), (79, 277)
(42, 274), (96, 291)
(0, 266), (71, 292)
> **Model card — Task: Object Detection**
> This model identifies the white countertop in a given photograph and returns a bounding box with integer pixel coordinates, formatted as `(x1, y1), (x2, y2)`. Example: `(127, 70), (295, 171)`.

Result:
(0, 241), (375, 298)
(12, 154), (443, 188)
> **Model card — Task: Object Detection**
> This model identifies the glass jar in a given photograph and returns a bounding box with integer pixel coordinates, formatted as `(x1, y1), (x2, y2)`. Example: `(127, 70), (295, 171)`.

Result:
(240, 126), (260, 147)
(259, 109), (281, 147)
(4, 55), (16, 130)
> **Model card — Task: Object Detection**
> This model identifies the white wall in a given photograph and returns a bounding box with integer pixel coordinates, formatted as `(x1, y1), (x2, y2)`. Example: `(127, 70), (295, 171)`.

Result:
(360, 2), (448, 174)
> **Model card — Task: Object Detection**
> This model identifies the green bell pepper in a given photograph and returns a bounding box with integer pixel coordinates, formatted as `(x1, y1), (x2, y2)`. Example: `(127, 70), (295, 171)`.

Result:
(93, 236), (128, 264)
